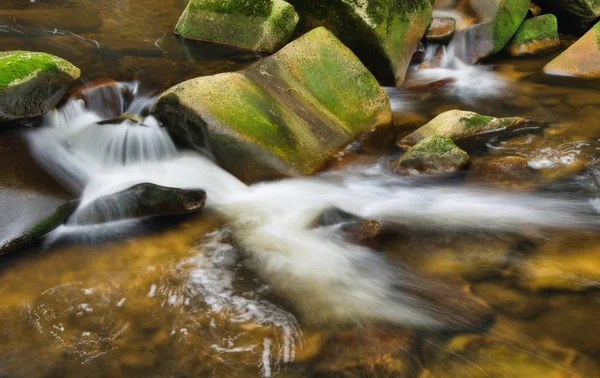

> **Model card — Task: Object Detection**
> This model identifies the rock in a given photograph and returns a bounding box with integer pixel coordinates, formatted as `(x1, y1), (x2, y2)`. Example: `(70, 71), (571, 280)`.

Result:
(341, 219), (383, 249)
(528, 1), (543, 17)
(69, 184), (207, 225)
(391, 135), (470, 175)
(0, 51), (81, 123)
(68, 79), (134, 120)
(421, 317), (598, 378)
(418, 45), (445, 69)
(174, 0), (299, 53)
(153, 27), (392, 183)
(536, 0), (600, 30)
(426, 17), (457, 44)
(514, 234), (600, 292)
(543, 21), (600, 78)
(465, 0), (530, 62)
(486, 156), (529, 172)
(0, 133), (76, 254)
(400, 110), (533, 146)
(312, 327), (420, 377)
(505, 14), (560, 56)
(287, 0), (434, 86)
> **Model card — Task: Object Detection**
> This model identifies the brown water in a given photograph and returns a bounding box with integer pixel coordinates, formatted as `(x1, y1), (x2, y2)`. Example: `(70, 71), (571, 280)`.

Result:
(2, 1), (600, 377)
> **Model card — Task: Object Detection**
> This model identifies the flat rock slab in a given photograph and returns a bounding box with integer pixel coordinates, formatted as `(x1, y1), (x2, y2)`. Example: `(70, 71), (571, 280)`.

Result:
(154, 27), (392, 183)
(426, 17), (456, 44)
(0, 132), (76, 254)
(543, 21), (600, 78)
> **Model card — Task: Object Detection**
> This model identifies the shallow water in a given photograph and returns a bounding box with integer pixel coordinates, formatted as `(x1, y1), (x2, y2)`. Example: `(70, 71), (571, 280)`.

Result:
(2, 1), (600, 378)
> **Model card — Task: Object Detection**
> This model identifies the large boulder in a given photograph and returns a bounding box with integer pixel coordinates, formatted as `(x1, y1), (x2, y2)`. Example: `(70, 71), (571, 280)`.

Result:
(0, 133), (76, 254)
(69, 184), (207, 225)
(504, 14), (560, 56)
(287, 0), (434, 86)
(391, 135), (470, 175)
(174, 0), (299, 53)
(543, 21), (600, 78)
(400, 110), (533, 145)
(153, 27), (392, 183)
(0, 51), (80, 122)
(464, 0), (530, 62)
(536, 0), (600, 30)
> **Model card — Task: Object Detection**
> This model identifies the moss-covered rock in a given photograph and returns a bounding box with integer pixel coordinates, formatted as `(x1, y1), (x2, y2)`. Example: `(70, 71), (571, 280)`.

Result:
(287, 0), (434, 86)
(69, 184), (207, 225)
(153, 27), (392, 183)
(400, 110), (533, 145)
(391, 135), (470, 175)
(466, 0), (530, 62)
(536, 0), (600, 30)
(543, 21), (600, 78)
(505, 14), (560, 56)
(0, 51), (80, 122)
(174, 0), (299, 53)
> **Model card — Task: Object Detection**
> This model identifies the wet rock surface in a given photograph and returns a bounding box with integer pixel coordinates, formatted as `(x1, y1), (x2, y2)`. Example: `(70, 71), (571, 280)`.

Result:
(0, 132), (76, 254)
(0, 51), (80, 122)
(543, 21), (600, 78)
(391, 135), (470, 175)
(425, 17), (456, 44)
(505, 14), (561, 56)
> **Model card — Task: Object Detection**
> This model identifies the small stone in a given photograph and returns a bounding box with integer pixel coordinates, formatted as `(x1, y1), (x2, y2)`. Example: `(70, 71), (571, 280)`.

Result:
(391, 135), (470, 175)
(425, 17), (456, 44)
(486, 156), (529, 172)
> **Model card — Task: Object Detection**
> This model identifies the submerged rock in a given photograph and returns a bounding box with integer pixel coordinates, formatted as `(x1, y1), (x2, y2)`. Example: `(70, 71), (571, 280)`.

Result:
(391, 135), (470, 175)
(543, 21), (600, 78)
(505, 14), (560, 56)
(70, 184), (206, 225)
(154, 27), (392, 183)
(287, 0), (434, 86)
(0, 51), (80, 123)
(174, 0), (299, 53)
(536, 0), (600, 30)
(400, 110), (533, 145)
(466, 0), (530, 62)
(0, 133), (76, 254)
(426, 17), (457, 44)
(528, 1), (543, 17)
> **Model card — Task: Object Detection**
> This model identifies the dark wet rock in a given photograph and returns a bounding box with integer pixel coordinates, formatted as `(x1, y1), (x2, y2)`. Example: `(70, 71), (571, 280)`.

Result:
(536, 0), (600, 30)
(543, 21), (600, 78)
(513, 234), (600, 292)
(0, 133), (76, 254)
(505, 14), (560, 56)
(528, 1), (543, 17)
(341, 219), (383, 249)
(418, 45), (445, 69)
(312, 327), (420, 377)
(411, 42), (427, 64)
(287, 0), (434, 86)
(391, 135), (470, 175)
(400, 110), (534, 146)
(69, 183), (206, 225)
(421, 317), (598, 378)
(426, 17), (456, 44)
(472, 281), (546, 319)
(174, 0), (299, 53)
(0, 51), (80, 123)
(464, 0), (530, 62)
(153, 27), (392, 183)
(0, 6), (104, 35)
(68, 79), (134, 119)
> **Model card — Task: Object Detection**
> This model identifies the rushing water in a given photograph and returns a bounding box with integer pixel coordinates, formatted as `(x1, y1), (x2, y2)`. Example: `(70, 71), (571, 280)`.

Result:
(2, 1), (600, 377)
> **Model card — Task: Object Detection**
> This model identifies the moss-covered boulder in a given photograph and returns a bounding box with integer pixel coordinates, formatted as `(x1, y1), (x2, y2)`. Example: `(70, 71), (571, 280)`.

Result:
(174, 0), (299, 53)
(505, 14), (560, 56)
(466, 0), (530, 62)
(391, 135), (470, 175)
(0, 51), (80, 122)
(536, 0), (600, 30)
(400, 110), (533, 145)
(287, 0), (434, 86)
(543, 21), (600, 78)
(70, 184), (206, 225)
(153, 27), (392, 182)
(0, 133), (76, 254)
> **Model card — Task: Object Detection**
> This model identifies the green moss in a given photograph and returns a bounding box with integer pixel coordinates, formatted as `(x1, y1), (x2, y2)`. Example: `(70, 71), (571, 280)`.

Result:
(411, 135), (458, 154)
(511, 14), (558, 44)
(187, 0), (272, 17)
(0, 51), (64, 90)
(593, 21), (600, 50)
(460, 114), (494, 130)
(491, 0), (530, 52)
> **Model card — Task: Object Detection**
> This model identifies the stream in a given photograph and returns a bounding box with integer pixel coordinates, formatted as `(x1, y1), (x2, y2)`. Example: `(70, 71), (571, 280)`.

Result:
(1, 1), (600, 377)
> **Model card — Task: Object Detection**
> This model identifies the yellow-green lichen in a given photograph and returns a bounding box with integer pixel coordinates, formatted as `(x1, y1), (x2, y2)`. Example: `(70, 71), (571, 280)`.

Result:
(460, 114), (494, 130)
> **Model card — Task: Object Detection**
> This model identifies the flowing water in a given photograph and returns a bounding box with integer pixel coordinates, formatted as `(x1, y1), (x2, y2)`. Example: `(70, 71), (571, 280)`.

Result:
(2, 1), (600, 377)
